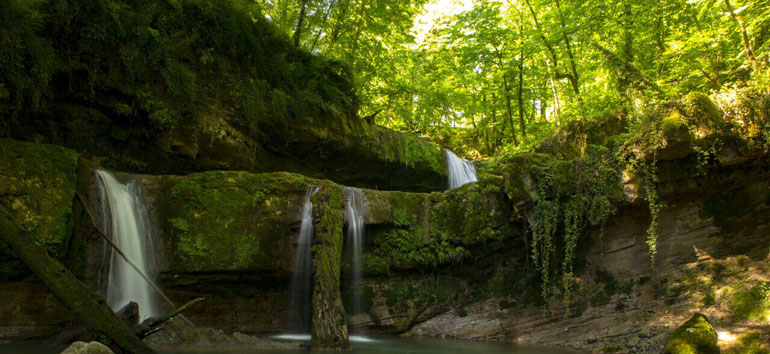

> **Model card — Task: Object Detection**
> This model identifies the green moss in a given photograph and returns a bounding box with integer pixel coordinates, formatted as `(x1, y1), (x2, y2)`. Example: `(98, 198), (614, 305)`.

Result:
(662, 111), (694, 143)
(381, 275), (459, 315)
(158, 170), (316, 273)
(365, 179), (509, 273)
(730, 281), (770, 322)
(663, 313), (719, 354)
(681, 92), (725, 134)
(367, 126), (445, 174)
(601, 345), (625, 353)
(724, 331), (770, 354)
(309, 184), (349, 350)
(0, 139), (78, 276)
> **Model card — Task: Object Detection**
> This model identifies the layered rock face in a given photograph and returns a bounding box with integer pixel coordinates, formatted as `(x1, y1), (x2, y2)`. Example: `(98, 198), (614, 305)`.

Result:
(5, 105), (446, 192)
(1, 128), (768, 352)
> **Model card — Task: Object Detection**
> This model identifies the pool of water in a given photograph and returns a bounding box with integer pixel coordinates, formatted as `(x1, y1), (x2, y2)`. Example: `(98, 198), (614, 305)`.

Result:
(0, 336), (580, 354)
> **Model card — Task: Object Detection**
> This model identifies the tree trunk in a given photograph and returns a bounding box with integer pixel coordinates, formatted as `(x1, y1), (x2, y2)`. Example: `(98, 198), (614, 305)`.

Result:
(517, 16), (527, 138)
(503, 78), (519, 146)
(496, 50), (518, 145)
(724, 0), (761, 69)
(618, 0), (634, 103)
(0, 208), (154, 354)
(292, 0), (310, 47)
(553, 0), (582, 103)
(483, 93), (492, 154)
(310, 185), (350, 350)
(524, 0), (558, 67)
(310, 0), (336, 52)
(490, 93), (499, 152)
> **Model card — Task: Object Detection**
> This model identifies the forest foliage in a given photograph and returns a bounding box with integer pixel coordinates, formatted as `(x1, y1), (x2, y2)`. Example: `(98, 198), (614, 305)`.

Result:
(260, 0), (769, 157)
(2, 0), (768, 157)
(0, 0), (358, 133)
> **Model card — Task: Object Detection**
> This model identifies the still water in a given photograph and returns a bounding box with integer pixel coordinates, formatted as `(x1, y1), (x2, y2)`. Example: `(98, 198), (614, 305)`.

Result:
(1, 336), (579, 354)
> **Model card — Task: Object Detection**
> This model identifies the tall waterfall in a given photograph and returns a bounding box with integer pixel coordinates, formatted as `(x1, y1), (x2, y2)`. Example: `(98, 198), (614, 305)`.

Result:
(96, 169), (159, 321)
(288, 185), (318, 332)
(343, 187), (366, 316)
(444, 148), (478, 189)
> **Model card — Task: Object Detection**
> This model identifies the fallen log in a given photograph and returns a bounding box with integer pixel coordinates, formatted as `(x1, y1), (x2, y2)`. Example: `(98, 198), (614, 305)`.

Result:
(0, 203), (154, 354)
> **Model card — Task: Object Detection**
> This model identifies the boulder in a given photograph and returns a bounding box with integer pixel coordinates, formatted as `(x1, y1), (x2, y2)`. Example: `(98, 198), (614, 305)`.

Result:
(663, 313), (720, 354)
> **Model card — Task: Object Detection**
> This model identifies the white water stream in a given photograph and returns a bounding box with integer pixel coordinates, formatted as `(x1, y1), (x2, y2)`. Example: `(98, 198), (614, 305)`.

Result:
(287, 185), (318, 332)
(343, 187), (366, 316)
(444, 149), (478, 188)
(96, 169), (159, 321)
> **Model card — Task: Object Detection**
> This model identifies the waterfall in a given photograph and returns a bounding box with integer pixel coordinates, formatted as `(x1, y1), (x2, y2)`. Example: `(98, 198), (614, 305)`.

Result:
(343, 187), (366, 316)
(288, 185), (318, 332)
(95, 169), (159, 321)
(444, 148), (478, 189)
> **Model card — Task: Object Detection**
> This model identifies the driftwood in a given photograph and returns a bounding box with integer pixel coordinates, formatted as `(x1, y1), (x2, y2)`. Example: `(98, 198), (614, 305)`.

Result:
(0, 203), (154, 354)
(75, 192), (194, 326)
(138, 297), (205, 338)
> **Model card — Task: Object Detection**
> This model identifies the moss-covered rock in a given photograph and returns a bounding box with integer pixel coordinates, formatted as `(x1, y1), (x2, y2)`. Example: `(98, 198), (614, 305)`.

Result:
(664, 313), (720, 354)
(535, 112), (628, 159)
(681, 92), (725, 136)
(0, 139), (78, 277)
(153, 171), (317, 273)
(309, 184), (350, 350)
(660, 111), (695, 159)
(362, 177), (512, 274)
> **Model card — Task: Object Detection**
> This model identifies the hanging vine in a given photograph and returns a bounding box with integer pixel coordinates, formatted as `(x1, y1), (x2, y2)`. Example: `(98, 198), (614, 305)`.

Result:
(527, 145), (621, 312)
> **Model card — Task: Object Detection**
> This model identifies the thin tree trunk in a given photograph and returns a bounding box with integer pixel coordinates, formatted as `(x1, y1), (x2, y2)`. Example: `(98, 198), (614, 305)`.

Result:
(517, 13), (527, 138)
(517, 55), (527, 138)
(524, 0), (558, 66)
(724, 0), (761, 69)
(495, 49), (518, 145)
(310, 0), (336, 52)
(492, 93), (499, 152)
(618, 0), (634, 103)
(483, 93), (492, 154)
(542, 54), (562, 123)
(540, 87), (547, 122)
(553, 0), (582, 102)
(76, 193), (194, 326)
(504, 83), (519, 146)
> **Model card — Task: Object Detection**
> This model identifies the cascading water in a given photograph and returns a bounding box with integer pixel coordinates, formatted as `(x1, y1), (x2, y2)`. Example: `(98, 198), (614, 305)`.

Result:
(343, 187), (366, 317)
(96, 169), (159, 321)
(444, 148), (478, 189)
(287, 185), (318, 333)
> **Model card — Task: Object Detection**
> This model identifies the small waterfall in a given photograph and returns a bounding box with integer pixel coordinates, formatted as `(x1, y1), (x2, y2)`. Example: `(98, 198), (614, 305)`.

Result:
(444, 148), (478, 189)
(343, 187), (366, 316)
(288, 185), (318, 332)
(95, 169), (159, 321)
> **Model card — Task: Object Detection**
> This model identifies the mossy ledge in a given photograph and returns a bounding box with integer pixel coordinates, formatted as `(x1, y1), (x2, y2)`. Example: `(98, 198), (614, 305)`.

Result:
(148, 170), (319, 274)
(0, 138), (78, 277)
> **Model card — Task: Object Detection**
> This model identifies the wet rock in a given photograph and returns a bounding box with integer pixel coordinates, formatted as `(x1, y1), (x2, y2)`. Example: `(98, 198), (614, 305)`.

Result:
(115, 302), (140, 331)
(60, 341), (114, 354)
(143, 322), (302, 349)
